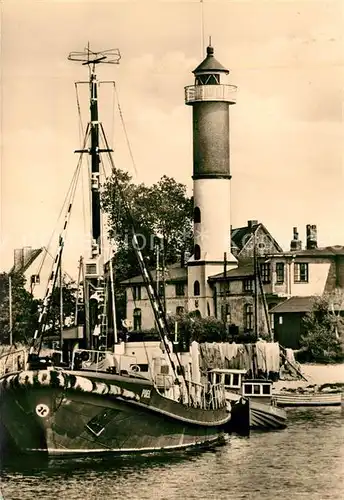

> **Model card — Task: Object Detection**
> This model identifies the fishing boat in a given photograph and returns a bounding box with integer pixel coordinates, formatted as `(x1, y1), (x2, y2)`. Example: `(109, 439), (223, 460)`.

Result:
(0, 46), (230, 458)
(209, 368), (287, 431)
(274, 384), (343, 407)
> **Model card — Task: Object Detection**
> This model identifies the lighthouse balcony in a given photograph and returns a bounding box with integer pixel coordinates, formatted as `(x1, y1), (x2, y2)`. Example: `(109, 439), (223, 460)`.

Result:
(185, 84), (237, 105)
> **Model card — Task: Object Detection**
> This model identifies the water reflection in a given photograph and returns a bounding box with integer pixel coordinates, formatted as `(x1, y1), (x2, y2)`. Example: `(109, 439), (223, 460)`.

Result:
(1, 408), (343, 500)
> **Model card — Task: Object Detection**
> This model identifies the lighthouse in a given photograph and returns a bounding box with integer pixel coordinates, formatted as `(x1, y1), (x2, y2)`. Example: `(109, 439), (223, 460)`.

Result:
(185, 44), (237, 317)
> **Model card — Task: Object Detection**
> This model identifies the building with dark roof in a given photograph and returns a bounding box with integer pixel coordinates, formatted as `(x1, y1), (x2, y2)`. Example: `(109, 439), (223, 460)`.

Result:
(121, 220), (283, 332)
(121, 222), (344, 349)
(9, 246), (71, 300)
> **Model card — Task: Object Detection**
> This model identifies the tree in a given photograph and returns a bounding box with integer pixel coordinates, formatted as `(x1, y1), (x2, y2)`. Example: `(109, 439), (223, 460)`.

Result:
(102, 169), (193, 323)
(0, 273), (79, 345)
(102, 169), (193, 283)
(300, 294), (344, 363)
(0, 272), (40, 345)
(45, 279), (78, 334)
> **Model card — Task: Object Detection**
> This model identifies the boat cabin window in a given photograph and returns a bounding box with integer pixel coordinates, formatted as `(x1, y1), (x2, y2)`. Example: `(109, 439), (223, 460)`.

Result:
(223, 373), (241, 387)
(262, 384), (271, 395)
(243, 383), (272, 396)
(243, 384), (253, 395)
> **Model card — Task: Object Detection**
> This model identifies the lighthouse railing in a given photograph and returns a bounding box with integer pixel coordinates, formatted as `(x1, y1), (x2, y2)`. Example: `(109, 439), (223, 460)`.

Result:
(185, 84), (237, 104)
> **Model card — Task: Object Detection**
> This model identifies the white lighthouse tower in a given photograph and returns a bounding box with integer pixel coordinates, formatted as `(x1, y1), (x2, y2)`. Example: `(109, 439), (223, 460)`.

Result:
(185, 44), (237, 317)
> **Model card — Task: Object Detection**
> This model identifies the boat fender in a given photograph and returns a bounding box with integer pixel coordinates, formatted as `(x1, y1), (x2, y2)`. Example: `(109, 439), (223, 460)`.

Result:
(130, 364), (141, 373)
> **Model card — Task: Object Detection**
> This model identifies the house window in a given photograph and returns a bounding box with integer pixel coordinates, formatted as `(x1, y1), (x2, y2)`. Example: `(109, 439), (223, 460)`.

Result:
(294, 263), (309, 283)
(259, 263), (271, 283)
(243, 279), (253, 292)
(276, 263), (285, 283)
(132, 285), (142, 301)
(133, 308), (142, 330)
(244, 304), (253, 331)
(221, 304), (230, 323)
(194, 207), (201, 223)
(30, 274), (40, 285)
(194, 244), (201, 260)
(176, 306), (184, 316)
(194, 280), (200, 296)
(175, 283), (185, 297)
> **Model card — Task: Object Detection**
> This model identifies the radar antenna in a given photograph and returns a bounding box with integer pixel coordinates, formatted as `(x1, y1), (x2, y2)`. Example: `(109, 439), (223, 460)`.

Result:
(68, 43), (121, 69)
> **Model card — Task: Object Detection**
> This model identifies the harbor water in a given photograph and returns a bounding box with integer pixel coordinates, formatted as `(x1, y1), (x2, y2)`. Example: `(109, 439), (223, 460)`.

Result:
(1, 406), (343, 500)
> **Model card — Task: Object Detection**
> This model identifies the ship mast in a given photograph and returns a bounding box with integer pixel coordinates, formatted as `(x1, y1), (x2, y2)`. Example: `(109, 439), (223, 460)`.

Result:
(68, 46), (186, 385)
(69, 45), (121, 256)
(68, 45), (121, 348)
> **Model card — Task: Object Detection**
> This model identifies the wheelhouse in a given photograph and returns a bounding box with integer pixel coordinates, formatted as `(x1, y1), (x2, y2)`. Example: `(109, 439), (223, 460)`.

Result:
(242, 380), (273, 398)
(209, 369), (247, 392)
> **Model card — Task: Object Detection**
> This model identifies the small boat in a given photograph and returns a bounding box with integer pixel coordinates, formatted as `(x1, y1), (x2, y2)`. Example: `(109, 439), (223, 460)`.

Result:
(274, 385), (343, 407)
(0, 46), (230, 458)
(209, 369), (287, 431)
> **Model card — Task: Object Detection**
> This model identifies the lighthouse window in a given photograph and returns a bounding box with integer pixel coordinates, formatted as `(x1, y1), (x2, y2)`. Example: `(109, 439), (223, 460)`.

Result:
(194, 207), (201, 223)
(194, 244), (201, 261)
(196, 74), (220, 85)
(194, 280), (200, 296)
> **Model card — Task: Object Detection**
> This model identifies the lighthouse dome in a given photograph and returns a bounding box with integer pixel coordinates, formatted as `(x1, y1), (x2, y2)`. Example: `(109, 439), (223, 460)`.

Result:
(193, 45), (229, 76)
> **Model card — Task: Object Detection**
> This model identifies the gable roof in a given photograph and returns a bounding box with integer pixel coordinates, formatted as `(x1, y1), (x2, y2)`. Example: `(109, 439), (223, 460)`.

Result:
(270, 296), (316, 314)
(209, 263), (254, 281)
(231, 223), (283, 254)
(271, 294), (344, 314)
(10, 248), (43, 275)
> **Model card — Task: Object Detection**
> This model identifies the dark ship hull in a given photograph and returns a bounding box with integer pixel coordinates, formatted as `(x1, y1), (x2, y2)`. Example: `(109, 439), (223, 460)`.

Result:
(0, 369), (229, 457)
(230, 398), (287, 431)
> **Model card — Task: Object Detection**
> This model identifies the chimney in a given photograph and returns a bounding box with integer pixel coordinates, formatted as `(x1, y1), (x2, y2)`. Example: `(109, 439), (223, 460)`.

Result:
(180, 251), (185, 268)
(22, 246), (33, 267)
(306, 224), (317, 250)
(13, 248), (24, 272)
(247, 220), (258, 228)
(290, 227), (302, 251)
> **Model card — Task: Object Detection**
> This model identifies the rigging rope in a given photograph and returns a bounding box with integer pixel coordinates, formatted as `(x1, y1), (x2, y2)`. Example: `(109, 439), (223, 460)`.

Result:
(99, 123), (187, 388)
(30, 126), (91, 355)
(32, 164), (81, 288)
(113, 84), (138, 176)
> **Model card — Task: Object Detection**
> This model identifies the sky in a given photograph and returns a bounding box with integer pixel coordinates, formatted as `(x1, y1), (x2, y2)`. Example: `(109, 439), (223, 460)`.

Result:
(1, 0), (343, 276)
